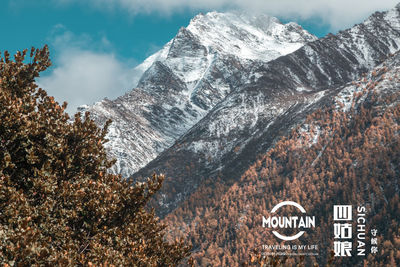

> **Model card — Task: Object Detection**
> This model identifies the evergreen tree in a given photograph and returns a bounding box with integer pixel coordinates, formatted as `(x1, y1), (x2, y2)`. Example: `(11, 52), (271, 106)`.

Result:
(0, 47), (190, 266)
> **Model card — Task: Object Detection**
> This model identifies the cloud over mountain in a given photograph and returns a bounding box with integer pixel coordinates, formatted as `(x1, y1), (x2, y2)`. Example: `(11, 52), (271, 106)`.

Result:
(58, 0), (399, 30)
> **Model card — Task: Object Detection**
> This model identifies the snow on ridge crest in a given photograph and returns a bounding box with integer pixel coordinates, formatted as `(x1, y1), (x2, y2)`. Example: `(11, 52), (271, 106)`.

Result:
(186, 11), (317, 61)
(85, 11), (318, 177)
(130, 11), (316, 89)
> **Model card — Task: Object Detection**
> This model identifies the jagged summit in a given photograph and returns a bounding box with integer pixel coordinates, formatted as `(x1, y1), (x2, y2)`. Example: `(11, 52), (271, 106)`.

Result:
(84, 3), (400, 180)
(83, 11), (316, 177)
(131, 11), (316, 88)
(186, 11), (316, 61)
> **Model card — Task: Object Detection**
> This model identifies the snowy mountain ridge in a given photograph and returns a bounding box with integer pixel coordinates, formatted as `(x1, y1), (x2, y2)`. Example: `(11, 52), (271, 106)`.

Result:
(132, 3), (400, 215)
(82, 11), (316, 177)
(132, 12), (316, 88)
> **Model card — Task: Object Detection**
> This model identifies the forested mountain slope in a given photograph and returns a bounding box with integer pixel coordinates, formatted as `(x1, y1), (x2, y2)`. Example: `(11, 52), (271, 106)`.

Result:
(163, 53), (400, 266)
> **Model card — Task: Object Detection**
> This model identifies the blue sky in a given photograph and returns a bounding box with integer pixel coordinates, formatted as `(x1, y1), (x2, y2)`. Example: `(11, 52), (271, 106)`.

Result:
(1, 0), (398, 113)
(1, 1), (200, 63)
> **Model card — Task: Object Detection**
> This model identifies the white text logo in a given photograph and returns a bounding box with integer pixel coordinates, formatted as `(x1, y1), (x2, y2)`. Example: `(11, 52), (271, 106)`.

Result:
(262, 201), (315, 241)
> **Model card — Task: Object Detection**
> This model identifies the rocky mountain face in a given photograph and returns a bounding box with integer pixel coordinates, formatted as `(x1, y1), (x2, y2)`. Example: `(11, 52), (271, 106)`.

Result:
(84, 3), (400, 219)
(81, 12), (316, 178)
(133, 4), (400, 216)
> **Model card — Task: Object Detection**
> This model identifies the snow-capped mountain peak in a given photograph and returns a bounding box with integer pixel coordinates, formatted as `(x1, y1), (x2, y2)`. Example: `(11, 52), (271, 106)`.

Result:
(186, 11), (316, 61)
(83, 11), (317, 177)
(131, 11), (316, 88)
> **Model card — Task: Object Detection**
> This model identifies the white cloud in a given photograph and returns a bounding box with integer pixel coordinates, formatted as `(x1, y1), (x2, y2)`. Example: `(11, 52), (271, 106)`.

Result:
(38, 29), (136, 114)
(57, 0), (399, 30)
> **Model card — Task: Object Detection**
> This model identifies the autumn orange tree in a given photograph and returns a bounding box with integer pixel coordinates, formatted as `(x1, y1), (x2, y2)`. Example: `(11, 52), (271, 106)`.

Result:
(0, 46), (190, 265)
